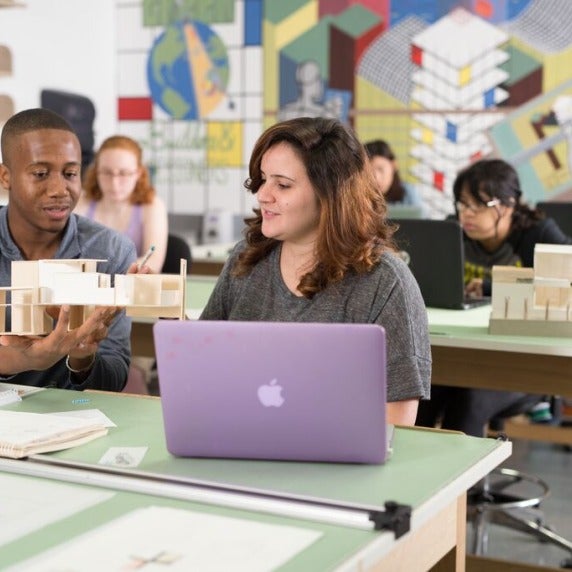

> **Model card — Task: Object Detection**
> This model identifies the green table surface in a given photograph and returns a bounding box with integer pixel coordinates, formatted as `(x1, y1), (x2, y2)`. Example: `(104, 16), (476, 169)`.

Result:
(427, 305), (572, 355)
(186, 275), (217, 311)
(6, 389), (506, 512)
(188, 284), (572, 356)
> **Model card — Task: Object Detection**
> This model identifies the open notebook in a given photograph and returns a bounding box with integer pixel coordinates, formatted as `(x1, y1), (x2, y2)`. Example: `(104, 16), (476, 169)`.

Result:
(154, 320), (389, 464)
(0, 410), (108, 459)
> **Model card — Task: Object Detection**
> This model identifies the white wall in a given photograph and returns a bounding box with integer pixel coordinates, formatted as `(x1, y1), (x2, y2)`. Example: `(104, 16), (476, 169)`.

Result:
(0, 0), (116, 150)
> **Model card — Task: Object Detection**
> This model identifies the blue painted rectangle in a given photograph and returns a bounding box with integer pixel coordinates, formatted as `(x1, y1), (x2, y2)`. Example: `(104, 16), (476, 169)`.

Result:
(244, 0), (262, 46)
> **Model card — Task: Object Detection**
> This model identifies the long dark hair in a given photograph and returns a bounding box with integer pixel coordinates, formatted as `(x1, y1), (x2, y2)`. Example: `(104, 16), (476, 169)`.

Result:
(364, 139), (405, 202)
(453, 159), (542, 231)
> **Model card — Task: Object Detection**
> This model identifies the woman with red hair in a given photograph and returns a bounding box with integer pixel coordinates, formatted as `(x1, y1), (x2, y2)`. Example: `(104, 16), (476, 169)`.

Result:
(76, 135), (168, 273)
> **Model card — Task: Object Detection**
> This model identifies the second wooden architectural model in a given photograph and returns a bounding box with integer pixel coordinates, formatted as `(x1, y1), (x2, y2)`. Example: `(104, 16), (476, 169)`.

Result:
(489, 244), (572, 337)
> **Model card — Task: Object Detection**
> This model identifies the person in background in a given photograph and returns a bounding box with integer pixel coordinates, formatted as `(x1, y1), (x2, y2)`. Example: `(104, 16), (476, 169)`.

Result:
(200, 117), (431, 425)
(0, 108), (142, 391)
(76, 135), (168, 274)
(364, 139), (425, 213)
(416, 158), (572, 436)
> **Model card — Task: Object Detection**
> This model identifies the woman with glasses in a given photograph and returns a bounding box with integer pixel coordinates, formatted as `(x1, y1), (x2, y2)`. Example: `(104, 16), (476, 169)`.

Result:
(454, 158), (571, 300)
(416, 158), (571, 436)
(76, 135), (168, 273)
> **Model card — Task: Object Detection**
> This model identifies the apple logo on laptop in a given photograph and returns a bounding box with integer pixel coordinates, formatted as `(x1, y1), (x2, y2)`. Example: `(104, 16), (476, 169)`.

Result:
(257, 378), (285, 407)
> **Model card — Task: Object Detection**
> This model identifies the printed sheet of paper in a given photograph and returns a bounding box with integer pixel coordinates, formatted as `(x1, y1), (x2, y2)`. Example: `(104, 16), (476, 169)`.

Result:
(98, 446), (148, 468)
(0, 382), (45, 398)
(49, 408), (117, 428)
(13, 505), (323, 572)
(0, 389), (21, 407)
(0, 474), (113, 547)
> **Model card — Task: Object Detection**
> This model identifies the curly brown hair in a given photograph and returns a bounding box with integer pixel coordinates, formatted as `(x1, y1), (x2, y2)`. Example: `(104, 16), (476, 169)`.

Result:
(234, 117), (396, 298)
(82, 135), (155, 204)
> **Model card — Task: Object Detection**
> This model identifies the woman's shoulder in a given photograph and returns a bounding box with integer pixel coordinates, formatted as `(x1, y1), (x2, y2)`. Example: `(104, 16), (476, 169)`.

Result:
(365, 249), (419, 291)
(142, 194), (166, 210)
(538, 217), (572, 243)
(521, 217), (571, 242)
(141, 195), (167, 220)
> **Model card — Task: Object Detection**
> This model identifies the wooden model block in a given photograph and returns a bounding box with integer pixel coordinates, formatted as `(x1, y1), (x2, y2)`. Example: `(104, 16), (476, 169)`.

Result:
(534, 244), (572, 280)
(0, 45), (12, 75)
(489, 244), (572, 337)
(0, 258), (187, 335)
(0, 94), (14, 124)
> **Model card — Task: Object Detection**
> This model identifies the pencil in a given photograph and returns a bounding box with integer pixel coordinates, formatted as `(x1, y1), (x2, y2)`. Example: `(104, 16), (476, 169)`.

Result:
(138, 245), (155, 269)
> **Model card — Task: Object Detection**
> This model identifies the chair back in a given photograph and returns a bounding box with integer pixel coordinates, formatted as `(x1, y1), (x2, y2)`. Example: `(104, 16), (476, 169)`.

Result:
(161, 234), (192, 274)
(536, 201), (572, 237)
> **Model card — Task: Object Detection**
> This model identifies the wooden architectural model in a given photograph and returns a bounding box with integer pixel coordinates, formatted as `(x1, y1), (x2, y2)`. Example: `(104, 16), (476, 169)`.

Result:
(489, 244), (572, 336)
(0, 258), (186, 335)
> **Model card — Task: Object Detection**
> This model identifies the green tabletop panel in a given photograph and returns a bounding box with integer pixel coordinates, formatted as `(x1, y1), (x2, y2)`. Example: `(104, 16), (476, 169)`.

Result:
(7, 389), (504, 512)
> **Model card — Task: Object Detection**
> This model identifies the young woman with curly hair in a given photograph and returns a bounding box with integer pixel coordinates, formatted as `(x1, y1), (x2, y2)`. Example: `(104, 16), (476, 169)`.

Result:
(200, 117), (431, 425)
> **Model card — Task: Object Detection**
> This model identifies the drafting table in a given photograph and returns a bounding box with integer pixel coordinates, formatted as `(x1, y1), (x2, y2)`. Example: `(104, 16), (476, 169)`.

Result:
(1, 388), (511, 571)
(428, 305), (572, 444)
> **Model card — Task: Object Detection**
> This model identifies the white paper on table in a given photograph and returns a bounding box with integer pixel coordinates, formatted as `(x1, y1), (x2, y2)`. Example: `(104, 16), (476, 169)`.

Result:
(0, 382), (45, 398)
(11, 505), (323, 572)
(98, 446), (148, 468)
(0, 473), (113, 548)
(49, 409), (117, 428)
(0, 389), (21, 407)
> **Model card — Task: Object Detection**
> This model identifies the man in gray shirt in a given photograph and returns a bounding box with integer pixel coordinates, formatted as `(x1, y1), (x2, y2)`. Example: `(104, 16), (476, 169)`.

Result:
(0, 108), (136, 391)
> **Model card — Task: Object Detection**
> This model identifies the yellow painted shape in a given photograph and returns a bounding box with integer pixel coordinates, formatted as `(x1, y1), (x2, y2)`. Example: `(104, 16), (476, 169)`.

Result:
(459, 66), (471, 86)
(421, 128), (433, 144)
(207, 121), (243, 167)
(184, 23), (224, 117)
(263, 1), (318, 115)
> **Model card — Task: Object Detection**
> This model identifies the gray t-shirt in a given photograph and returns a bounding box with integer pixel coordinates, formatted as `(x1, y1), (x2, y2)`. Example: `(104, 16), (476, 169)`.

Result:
(201, 242), (431, 402)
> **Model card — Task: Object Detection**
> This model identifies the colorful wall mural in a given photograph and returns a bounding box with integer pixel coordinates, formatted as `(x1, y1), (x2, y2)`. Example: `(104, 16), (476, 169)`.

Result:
(116, 0), (572, 221)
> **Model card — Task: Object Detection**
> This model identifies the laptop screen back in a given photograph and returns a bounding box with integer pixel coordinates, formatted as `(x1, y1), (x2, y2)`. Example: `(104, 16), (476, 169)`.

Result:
(392, 219), (471, 309)
(153, 320), (388, 464)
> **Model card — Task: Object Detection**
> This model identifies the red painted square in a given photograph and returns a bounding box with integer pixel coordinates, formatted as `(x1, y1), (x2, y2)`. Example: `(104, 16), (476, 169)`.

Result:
(433, 171), (444, 191)
(475, 0), (493, 19)
(118, 97), (153, 121)
(411, 44), (423, 66)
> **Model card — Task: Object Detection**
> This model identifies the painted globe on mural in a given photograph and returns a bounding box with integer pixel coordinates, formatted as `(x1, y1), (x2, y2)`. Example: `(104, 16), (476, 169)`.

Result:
(147, 20), (229, 120)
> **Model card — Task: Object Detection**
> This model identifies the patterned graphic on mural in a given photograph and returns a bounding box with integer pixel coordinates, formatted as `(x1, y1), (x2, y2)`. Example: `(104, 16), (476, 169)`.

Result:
(407, 8), (508, 212)
(265, 0), (572, 216)
(115, 0), (572, 222)
(116, 0), (262, 223)
(277, 60), (345, 121)
(489, 79), (572, 202)
(147, 20), (229, 120)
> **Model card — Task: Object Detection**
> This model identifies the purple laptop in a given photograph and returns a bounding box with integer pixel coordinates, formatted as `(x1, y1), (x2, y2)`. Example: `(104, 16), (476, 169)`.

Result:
(153, 320), (388, 464)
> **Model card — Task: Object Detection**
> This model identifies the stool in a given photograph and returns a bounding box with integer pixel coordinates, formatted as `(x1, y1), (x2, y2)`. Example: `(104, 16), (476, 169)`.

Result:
(467, 467), (572, 567)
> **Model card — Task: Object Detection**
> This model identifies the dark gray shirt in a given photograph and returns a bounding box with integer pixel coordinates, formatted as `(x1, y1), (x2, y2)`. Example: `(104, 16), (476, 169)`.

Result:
(201, 242), (431, 402)
(0, 207), (136, 391)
